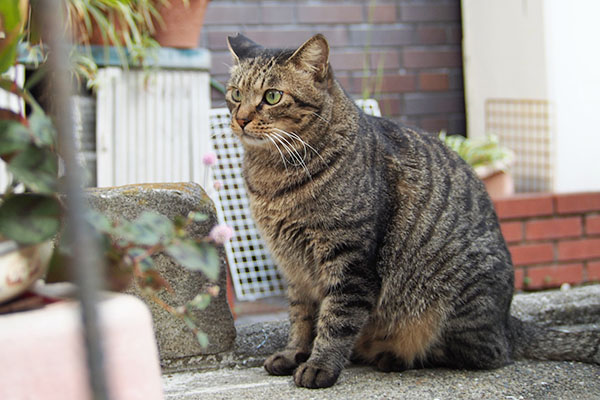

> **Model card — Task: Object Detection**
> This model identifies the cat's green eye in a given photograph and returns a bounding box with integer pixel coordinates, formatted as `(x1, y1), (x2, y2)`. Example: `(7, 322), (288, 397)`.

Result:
(231, 88), (242, 102)
(264, 89), (283, 105)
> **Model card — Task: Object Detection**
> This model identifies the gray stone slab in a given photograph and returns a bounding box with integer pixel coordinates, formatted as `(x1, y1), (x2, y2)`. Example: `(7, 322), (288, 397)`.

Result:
(162, 361), (600, 400)
(85, 182), (235, 367)
(511, 285), (600, 328)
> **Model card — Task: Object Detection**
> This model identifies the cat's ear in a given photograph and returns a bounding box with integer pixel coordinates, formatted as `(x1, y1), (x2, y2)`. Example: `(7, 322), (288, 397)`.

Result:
(286, 34), (330, 80)
(227, 33), (262, 63)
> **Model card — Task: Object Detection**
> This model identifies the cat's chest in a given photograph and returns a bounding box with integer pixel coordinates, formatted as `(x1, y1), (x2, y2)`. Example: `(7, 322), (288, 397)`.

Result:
(249, 193), (319, 264)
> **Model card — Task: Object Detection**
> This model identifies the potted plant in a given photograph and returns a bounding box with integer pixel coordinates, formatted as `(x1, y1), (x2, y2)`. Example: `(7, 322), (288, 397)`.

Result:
(152, 0), (210, 49)
(0, 1), (226, 344)
(0, 0), (61, 303)
(439, 132), (515, 198)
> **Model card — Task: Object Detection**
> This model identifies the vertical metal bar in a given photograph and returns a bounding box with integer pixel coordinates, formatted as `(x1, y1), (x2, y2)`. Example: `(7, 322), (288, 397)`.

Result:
(40, 2), (110, 399)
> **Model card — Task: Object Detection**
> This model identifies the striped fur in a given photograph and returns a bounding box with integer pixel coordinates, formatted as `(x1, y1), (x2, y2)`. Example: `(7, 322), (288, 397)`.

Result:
(225, 34), (600, 389)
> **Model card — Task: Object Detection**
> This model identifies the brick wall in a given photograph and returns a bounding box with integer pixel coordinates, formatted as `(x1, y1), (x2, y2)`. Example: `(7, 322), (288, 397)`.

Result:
(494, 192), (600, 291)
(201, 0), (466, 134)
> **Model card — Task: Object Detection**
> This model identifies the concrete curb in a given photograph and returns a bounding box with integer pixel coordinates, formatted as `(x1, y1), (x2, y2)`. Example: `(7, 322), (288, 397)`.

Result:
(164, 285), (600, 373)
(162, 285), (600, 399)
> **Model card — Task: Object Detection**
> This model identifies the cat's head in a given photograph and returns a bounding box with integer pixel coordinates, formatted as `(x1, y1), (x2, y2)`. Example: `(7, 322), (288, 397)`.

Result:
(225, 33), (333, 149)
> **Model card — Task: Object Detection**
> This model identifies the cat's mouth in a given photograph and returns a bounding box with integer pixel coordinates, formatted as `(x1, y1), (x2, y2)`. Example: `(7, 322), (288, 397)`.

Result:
(241, 132), (268, 146)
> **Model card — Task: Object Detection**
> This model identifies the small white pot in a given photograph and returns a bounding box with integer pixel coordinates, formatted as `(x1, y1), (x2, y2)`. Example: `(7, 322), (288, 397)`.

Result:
(0, 240), (53, 304)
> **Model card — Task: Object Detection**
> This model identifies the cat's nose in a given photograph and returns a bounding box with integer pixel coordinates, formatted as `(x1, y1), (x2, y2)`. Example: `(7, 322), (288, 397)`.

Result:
(236, 117), (251, 129)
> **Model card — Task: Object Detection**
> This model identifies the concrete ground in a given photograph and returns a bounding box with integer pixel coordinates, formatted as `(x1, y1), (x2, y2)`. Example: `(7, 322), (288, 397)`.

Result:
(162, 286), (600, 399)
(163, 360), (600, 400)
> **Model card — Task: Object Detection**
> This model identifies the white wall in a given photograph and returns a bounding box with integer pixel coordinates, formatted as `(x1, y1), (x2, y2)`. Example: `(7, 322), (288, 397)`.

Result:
(462, 0), (549, 138)
(544, 0), (600, 192)
(462, 0), (600, 192)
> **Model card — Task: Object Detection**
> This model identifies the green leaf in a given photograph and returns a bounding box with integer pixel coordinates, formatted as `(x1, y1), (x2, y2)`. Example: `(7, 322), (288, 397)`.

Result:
(0, 120), (30, 155)
(28, 110), (57, 147)
(187, 211), (209, 222)
(0, 0), (23, 74)
(187, 293), (211, 310)
(127, 247), (154, 272)
(196, 331), (209, 348)
(114, 211), (174, 246)
(84, 209), (113, 234)
(7, 145), (58, 193)
(0, 194), (61, 245)
(0, 1), (21, 32)
(0, 39), (19, 75)
(165, 240), (220, 281)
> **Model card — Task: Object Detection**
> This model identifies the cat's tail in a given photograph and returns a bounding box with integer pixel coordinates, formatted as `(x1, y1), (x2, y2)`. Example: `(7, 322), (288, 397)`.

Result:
(509, 316), (600, 364)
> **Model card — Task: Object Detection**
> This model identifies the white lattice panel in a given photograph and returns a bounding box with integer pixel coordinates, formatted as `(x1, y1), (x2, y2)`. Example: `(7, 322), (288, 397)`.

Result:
(211, 100), (382, 301)
(485, 99), (553, 192)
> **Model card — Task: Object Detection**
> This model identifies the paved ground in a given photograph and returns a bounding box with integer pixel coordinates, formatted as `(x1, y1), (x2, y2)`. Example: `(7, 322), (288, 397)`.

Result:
(163, 360), (600, 400)
(163, 286), (600, 399)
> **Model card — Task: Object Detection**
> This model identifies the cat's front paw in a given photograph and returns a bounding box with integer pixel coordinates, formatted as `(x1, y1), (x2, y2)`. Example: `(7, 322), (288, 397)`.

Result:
(293, 361), (340, 389)
(264, 350), (310, 376)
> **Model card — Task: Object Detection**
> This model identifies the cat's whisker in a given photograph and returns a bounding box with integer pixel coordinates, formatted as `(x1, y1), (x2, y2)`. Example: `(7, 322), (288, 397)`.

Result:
(311, 111), (330, 124)
(266, 135), (289, 172)
(274, 128), (327, 167)
(272, 129), (308, 160)
(270, 133), (312, 179)
(272, 128), (308, 158)
(271, 132), (305, 168)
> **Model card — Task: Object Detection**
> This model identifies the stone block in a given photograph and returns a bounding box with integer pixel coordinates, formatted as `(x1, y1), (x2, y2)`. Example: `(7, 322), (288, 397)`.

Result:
(85, 182), (236, 367)
(511, 285), (600, 327)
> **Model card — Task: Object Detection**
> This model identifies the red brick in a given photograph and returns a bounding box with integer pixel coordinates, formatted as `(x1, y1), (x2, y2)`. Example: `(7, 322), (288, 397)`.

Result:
(400, 3), (461, 22)
(509, 244), (554, 266)
(514, 267), (525, 290)
(330, 51), (366, 71)
(298, 5), (364, 24)
(403, 93), (464, 115)
(377, 97), (402, 118)
(403, 49), (462, 68)
(369, 51), (401, 70)
(416, 26), (447, 45)
(493, 194), (554, 220)
(501, 222), (523, 243)
(558, 238), (600, 261)
(588, 261), (600, 282)
(419, 73), (449, 91)
(369, 4), (398, 23)
(526, 263), (584, 289)
(525, 217), (582, 241)
(555, 192), (600, 214)
(349, 27), (414, 47)
(586, 214), (600, 235)
(204, 5), (261, 25)
(419, 116), (449, 133)
(260, 5), (296, 24)
(240, 28), (348, 49)
(354, 74), (416, 94)
(447, 25), (462, 44)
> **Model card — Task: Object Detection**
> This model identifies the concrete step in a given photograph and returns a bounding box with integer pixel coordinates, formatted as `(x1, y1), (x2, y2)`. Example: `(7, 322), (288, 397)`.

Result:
(162, 360), (600, 400)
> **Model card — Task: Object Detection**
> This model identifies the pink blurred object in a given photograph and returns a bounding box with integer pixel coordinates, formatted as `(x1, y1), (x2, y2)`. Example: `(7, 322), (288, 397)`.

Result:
(0, 292), (164, 400)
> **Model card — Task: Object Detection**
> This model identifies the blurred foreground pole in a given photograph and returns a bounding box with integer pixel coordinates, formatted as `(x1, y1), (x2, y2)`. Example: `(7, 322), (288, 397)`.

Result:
(39, 2), (110, 399)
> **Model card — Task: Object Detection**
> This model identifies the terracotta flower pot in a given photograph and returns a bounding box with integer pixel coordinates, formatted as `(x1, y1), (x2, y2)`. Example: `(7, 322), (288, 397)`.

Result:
(481, 170), (515, 199)
(153, 0), (210, 48)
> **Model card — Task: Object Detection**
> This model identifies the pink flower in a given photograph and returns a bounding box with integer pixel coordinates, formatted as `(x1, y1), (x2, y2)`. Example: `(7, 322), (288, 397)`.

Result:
(209, 224), (234, 244)
(213, 180), (223, 191)
(202, 152), (217, 166)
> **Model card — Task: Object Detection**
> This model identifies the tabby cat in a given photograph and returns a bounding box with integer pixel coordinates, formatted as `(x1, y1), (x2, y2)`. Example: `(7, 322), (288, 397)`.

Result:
(225, 33), (599, 389)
